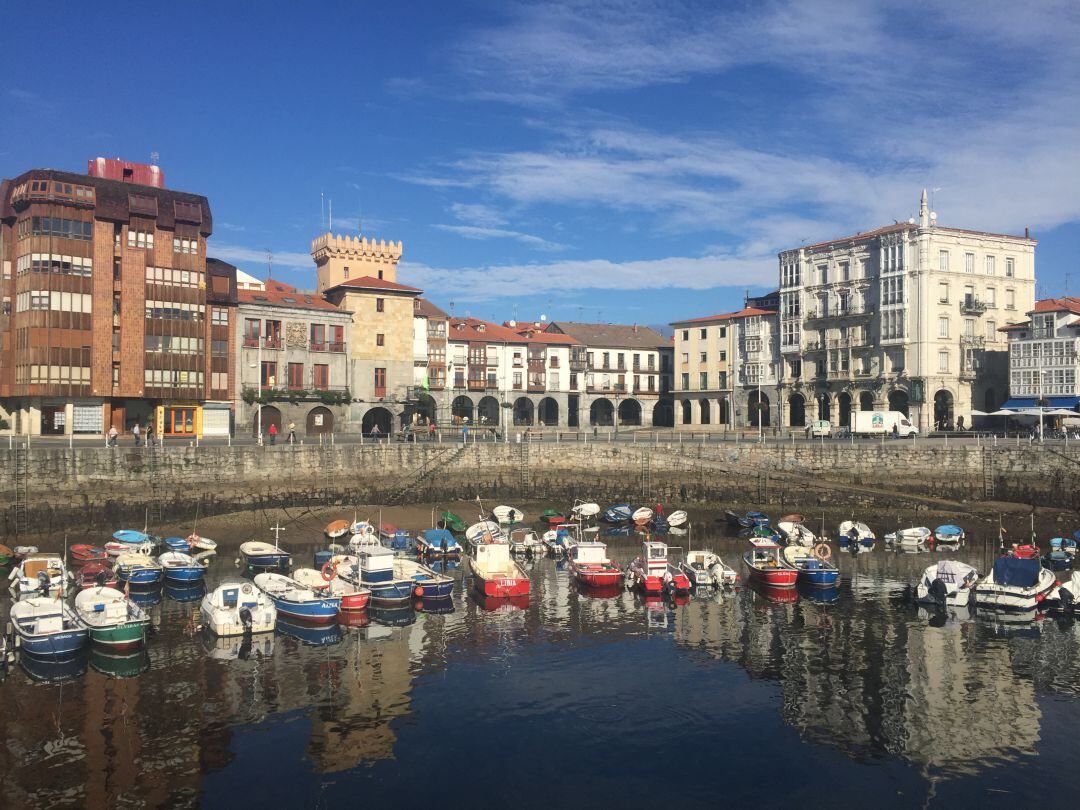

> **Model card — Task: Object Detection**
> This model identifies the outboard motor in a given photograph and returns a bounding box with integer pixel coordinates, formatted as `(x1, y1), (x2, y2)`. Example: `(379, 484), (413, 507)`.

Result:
(928, 578), (949, 607)
(239, 606), (253, 632)
(95, 570), (109, 588)
(1059, 585), (1076, 611)
(36, 571), (51, 595)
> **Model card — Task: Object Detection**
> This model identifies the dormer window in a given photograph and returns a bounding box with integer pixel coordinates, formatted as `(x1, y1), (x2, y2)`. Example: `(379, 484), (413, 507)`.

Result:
(378, 270), (384, 279)
(344, 266), (349, 279)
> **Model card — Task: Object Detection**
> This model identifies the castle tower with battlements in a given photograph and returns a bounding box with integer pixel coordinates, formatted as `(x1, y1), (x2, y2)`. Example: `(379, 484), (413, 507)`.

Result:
(310, 233), (403, 294)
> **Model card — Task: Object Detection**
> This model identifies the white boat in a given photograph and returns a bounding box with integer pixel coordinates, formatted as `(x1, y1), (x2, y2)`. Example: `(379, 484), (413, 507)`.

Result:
(8, 553), (70, 597)
(345, 532), (381, 552)
(105, 540), (155, 557)
(466, 520), (505, 544)
(186, 533), (218, 552)
(885, 526), (932, 549)
(492, 505), (525, 525)
(73, 586), (150, 650)
(292, 567), (371, 612)
(508, 528), (544, 555)
(915, 560), (979, 607)
(571, 501), (600, 519)
(777, 517), (816, 547)
(1046, 572), (1080, 612)
(200, 580), (277, 636)
(253, 572), (341, 623)
(678, 550), (737, 588)
(973, 556), (1056, 612)
(632, 506), (654, 524)
(666, 510), (688, 528)
(838, 521), (875, 552)
(542, 523), (579, 555)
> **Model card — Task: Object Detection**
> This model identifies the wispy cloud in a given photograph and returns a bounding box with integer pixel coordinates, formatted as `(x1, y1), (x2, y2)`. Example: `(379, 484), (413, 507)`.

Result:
(449, 202), (508, 228)
(208, 243), (312, 271)
(433, 223), (569, 251)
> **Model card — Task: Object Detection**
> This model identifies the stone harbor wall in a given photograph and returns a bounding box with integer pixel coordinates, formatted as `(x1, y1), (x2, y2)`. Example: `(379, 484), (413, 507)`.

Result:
(1, 437), (1077, 536)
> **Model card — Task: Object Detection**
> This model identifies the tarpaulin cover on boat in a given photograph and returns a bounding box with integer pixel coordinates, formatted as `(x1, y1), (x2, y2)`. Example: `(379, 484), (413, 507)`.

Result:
(993, 556), (1041, 587)
(935, 560), (975, 583)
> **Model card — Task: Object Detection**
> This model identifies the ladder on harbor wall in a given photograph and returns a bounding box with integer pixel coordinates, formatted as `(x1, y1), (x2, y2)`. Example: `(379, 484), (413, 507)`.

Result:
(756, 470), (768, 503)
(982, 447), (995, 499)
(147, 446), (164, 522)
(640, 450), (651, 497)
(519, 440), (531, 497)
(12, 443), (28, 538)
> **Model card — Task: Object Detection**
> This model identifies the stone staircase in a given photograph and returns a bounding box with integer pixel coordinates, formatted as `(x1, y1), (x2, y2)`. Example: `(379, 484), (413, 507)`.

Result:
(387, 443), (470, 505)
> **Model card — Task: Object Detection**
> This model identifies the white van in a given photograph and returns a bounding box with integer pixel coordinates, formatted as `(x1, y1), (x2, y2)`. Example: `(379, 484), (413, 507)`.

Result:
(852, 410), (918, 437)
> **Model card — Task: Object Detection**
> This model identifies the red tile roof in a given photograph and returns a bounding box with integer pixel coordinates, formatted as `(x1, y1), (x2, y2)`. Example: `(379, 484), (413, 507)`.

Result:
(237, 288), (343, 313)
(264, 279), (297, 293)
(447, 317), (527, 344)
(1031, 296), (1080, 316)
(998, 322), (1030, 332)
(324, 275), (422, 294)
(727, 306), (776, 319)
(414, 297), (448, 318)
(671, 311), (738, 327)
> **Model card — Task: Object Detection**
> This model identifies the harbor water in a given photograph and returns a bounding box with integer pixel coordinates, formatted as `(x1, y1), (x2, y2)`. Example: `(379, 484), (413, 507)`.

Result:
(3, 504), (1080, 808)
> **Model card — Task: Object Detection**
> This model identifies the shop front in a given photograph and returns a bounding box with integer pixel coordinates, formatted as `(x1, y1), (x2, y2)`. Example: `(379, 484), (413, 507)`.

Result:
(156, 404), (202, 437)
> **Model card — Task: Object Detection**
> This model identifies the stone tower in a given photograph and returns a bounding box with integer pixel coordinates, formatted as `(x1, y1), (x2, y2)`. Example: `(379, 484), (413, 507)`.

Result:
(310, 233), (403, 294)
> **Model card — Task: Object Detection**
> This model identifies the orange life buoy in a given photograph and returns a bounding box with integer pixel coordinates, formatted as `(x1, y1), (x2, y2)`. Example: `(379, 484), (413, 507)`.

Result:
(321, 560), (338, 582)
(814, 543), (832, 560)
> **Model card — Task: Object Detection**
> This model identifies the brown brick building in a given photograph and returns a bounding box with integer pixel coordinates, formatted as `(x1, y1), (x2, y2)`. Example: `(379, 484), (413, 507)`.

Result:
(0, 159), (236, 438)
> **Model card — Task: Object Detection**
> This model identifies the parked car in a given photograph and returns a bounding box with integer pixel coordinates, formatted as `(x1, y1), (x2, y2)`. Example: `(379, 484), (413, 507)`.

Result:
(806, 420), (832, 438)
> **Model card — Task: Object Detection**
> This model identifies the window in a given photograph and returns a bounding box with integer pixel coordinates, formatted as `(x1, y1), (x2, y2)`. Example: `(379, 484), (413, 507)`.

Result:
(986, 320), (997, 340)
(146, 267), (204, 288)
(841, 262), (850, 282)
(698, 328), (706, 339)
(718, 326), (726, 338)
(681, 352), (689, 363)
(313, 364), (329, 390)
(211, 339), (228, 357)
(964, 318), (975, 337)
(1006, 288), (1016, 309)
(965, 253), (974, 273)
(143, 335), (203, 354)
(343, 266), (350, 279)
(17, 253), (93, 277)
(818, 265), (828, 285)
(985, 255), (995, 275)
(681, 373), (689, 390)
(938, 350), (949, 373)
(287, 362), (304, 389)
(375, 298), (385, 313)
(719, 350), (727, 362)
(1005, 257), (1015, 277)
(211, 372), (228, 391)
(211, 308), (230, 326)
(310, 323), (326, 350)
(143, 301), (204, 321)
(681, 330), (689, 340)
(172, 236), (198, 255)
(29, 216), (93, 241)
(244, 318), (261, 346)
(127, 229), (155, 249)
(261, 361), (277, 388)
(938, 250), (949, 272)
(699, 352), (707, 362)
(938, 282), (949, 303)
(699, 372), (708, 389)
(374, 367), (386, 396)
(938, 317), (949, 338)
(330, 324), (344, 351)
(376, 333), (385, 347)
(788, 360), (801, 379)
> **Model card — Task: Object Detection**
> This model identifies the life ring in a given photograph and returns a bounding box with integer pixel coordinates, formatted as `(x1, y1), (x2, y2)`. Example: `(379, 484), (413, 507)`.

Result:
(321, 560), (338, 582)
(814, 543), (832, 560)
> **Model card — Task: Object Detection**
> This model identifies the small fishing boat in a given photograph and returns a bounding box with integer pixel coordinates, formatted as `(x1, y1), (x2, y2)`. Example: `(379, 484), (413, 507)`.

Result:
(915, 560), (979, 607)
(742, 537), (798, 589)
(0, 543), (14, 567)
(678, 550), (738, 588)
(77, 562), (118, 590)
(74, 586), (150, 651)
(540, 508), (568, 526)
(1043, 538), (1076, 572)
(439, 510), (468, 533)
(346, 531), (381, 553)
(393, 558), (454, 599)
(350, 545), (417, 606)
(631, 506), (654, 525)
(162, 536), (192, 552)
(416, 529), (462, 557)
(157, 551), (208, 583)
(542, 524), (578, 556)
(885, 527), (932, 550)
(777, 515), (815, 547)
(186, 534), (218, 552)
(70, 544), (108, 564)
(470, 538), (531, 598)
(324, 519), (350, 539)
(239, 540), (292, 571)
(625, 540), (671, 594)
(974, 556), (1056, 612)
(350, 520), (378, 539)
(10, 597), (89, 658)
(601, 504), (633, 523)
(8, 553), (70, 597)
(112, 529), (154, 546)
(933, 525), (966, 547)
(570, 501), (600, 520)
(838, 520), (875, 552)
(493, 504), (526, 525)
(293, 564), (371, 613)
(114, 554), (164, 586)
(201, 580), (277, 636)
(254, 572), (341, 624)
(465, 520), (505, 546)
(781, 544), (840, 589)
(13, 545), (39, 559)
(663, 563), (692, 596)
(567, 541), (623, 589)
(105, 539), (155, 557)
(666, 510), (688, 528)
(1045, 571), (1080, 613)
(378, 523), (411, 550)
(508, 528), (544, 555)
(726, 510), (769, 529)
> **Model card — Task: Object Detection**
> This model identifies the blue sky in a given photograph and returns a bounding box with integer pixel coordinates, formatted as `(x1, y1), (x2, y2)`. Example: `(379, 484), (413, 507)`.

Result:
(3, 1), (1078, 326)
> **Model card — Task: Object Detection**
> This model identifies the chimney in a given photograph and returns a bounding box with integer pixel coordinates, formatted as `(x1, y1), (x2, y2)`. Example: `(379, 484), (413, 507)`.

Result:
(1025, 227), (1030, 239)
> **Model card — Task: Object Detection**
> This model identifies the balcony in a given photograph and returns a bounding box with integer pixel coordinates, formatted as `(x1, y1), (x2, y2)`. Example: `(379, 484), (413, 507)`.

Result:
(586, 383), (628, 394)
(960, 335), (986, 347)
(467, 379), (488, 391)
(242, 384), (349, 404)
(802, 340), (825, 352)
(310, 341), (345, 353)
(960, 298), (987, 315)
(827, 338), (850, 349)
(243, 336), (281, 349)
(804, 305), (867, 322)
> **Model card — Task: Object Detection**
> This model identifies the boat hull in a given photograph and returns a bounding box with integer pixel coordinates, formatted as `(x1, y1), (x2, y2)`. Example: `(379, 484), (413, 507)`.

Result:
(267, 596), (340, 625)
(573, 566), (624, 589)
(795, 566), (840, 588)
(472, 572), (531, 598)
(88, 620), (149, 651)
(413, 579), (454, 599)
(742, 556), (798, 589)
(241, 552), (291, 569)
(17, 628), (89, 659)
(364, 579), (418, 606)
(162, 566), (206, 583)
(116, 568), (163, 586)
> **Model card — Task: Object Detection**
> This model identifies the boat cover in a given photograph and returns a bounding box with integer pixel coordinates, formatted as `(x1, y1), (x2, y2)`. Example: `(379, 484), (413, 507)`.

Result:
(113, 530), (150, 544)
(422, 529), (456, 545)
(935, 525), (963, 537)
(935, 560), (975, 583)
(993, 556), (1041, 588)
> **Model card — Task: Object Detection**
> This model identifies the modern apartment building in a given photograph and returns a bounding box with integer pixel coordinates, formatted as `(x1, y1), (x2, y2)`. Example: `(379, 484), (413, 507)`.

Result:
(0, 159), (237, 438)
(776, 191), (1035, 430)
(1001, 297), (1080, 409)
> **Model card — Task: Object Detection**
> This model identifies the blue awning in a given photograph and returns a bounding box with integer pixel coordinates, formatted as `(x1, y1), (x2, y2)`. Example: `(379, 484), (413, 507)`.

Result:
(1000, 396), (1080, 410)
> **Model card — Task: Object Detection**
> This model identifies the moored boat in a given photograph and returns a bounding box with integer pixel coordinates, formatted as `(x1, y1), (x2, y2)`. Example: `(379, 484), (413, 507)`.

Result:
(777, 515), (815, 547)
(392, 558), (454, 599)
(350, 545), (417, 606)
(8, 553), (71, 597)
(105, 539), (155, 557)
(378, 523), (411, 550)
(74, 586), (150, 651)
(678, 550), (737, 588)
(1045, 571), (1080, 613)
(77, 562), (118, 590)
(838, 520), (875, 552)
(112, 529), (155, 547)
(742, 537), (798, 589)
(470, 538), (531, 598)
(933, 525), (966, 546)
(157, 551), (208, 583)
(632, 506), (654, 525)
(666, 510), (688, 528)
(162, 536), (192, 552)
(416, 529), (462, 557)
(239, 540), (292, 571)
(70, 544), (108, 564)
(114, 553), (164, 586)
(625, 540), (671, 594)
(0, 543), (14, 566)
(915, 560), (979, 607)
(973, 556), (1056, 612)
(465, 520), (505, 547)
(187, 533), (218, 552)
(493, 504), (526, 525)
(540, 508), (568, 526)
(254, 572), (341, 624)
(726, 510), (769, 529)
(1043, 538), (1076, 572)
(781, 544), (840, 589)
(601, 504), (633, 523)
(508, 528), (544, 555)
(439, 510), (468, 533)
(542, 524), (578, 556)
(885, 526), (931, 550)
(663, 563), (692, 596)
(570, 501), (600, 520)
(200, 580), (277, 636)
(567, 541), (623, 589)
(13, 545), (39, 559)
(9, 597), (89, 659)
(324, 519), (350, 539)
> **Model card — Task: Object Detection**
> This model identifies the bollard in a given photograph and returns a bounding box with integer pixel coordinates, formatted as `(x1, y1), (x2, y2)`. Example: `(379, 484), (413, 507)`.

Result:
(228, 433), (231, 447)
(69, 432), (73, 449)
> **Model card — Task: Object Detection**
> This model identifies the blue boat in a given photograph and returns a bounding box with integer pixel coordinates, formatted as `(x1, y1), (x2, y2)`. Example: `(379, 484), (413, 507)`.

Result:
(933, 525), (965, 546)
(158, 551), (207, 583)
(276, 617), (343, 646)
(417, 529), (462, 557)
(416, 595), (455, 614)
(20, 651), (88, 683)
(9, 598), (89, 659)
(162, 536), (191, 552)
(113, 529), (153, 545)
(1044, 538), (1076, 572)
(165, 581), (206, 602)
(782, 545), (841, 588)
(602, 504), (634, 523)
(115, 554), (164, 586)
(394, 558), (454, 599)
(239, 541), (292, 571)
(379, 523), (412, 551)
(350, 546), (416, 605)
(254, 572), (341, 624)
(314, 549), (336, 568)
(725, 510), (769, 529)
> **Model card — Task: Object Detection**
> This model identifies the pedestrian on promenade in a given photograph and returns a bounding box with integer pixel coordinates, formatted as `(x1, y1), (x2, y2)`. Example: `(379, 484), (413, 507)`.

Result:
(654, 501), (665, 518)
(370, 424), (381, 439)
(107, 425), (118, 447)
(132, 422), (141, 447)
(146, 421), (156, 447)
(268, 422), (278, 445)
(462, 423), (469, 443)
(288, 421), (297, 444)
(428, 421), (436, 441)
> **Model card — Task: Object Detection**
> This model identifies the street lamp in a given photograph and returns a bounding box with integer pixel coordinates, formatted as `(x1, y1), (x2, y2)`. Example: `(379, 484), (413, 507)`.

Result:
(1038, 368), (1050, 443)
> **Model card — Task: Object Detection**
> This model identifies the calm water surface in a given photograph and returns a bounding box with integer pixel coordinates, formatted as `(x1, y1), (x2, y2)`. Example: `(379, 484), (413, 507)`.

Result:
(3, 516), (1080, 809)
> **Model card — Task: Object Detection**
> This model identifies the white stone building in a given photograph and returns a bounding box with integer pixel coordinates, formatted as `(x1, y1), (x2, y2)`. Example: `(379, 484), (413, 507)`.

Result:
(1001, 297), (1080, 410)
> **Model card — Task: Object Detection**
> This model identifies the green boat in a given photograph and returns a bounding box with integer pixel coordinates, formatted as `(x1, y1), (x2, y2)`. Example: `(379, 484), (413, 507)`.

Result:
(74, 587), (150, 651)
(540, 508), (567, 524)
(440, 511), (468, 533)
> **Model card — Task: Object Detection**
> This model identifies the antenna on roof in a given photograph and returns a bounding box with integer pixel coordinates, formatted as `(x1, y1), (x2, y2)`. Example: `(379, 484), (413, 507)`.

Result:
(150, 151), (159, 166)
(449, 300), (456, 317)
(329, 199), (333, 232)
(267, 249), (273, 282)
(321, 191), (325, 230)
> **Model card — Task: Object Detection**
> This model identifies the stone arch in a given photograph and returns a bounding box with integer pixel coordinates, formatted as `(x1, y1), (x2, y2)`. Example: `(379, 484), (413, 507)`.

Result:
(837, 391), (852, 428)
(680, 399), (693, 425)
(306, 406), (334, 435)
(749, 391), (771, 427)
(513, 397), (534, 426)
(538, 397), (559, 426)
(590, 398), (614, 426)
(253, 405), (281, 437)
(788, 393), (806, 427)
(933, 389), (955, 430)
(362, 407), (393, 436)
(888, 389), (910, 416)
(451, 395), (474, 424)
(403, 392), (436, 427)
(859, 391), (875, 412)
(700, 398), (711, 425)
(653, 400), (674, 427)
(718, 398), (730, 425)
(477, 396), (500, 427)
(617, 398), (642, 426)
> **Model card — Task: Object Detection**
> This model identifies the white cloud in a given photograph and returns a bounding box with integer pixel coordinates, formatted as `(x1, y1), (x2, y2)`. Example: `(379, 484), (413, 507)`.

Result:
(208, 243), (312, 272)
(433, 223), (569, 251)
(450, 202), (507, 228)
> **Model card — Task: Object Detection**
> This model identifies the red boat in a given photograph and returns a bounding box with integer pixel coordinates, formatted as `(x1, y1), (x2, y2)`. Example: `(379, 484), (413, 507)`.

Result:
(625, 540), (671, 594)
(750, 580), (800, 603)
(293, 564), (372, 612)
(470, 540), (531, 598)
(78, 562), (118, 590)
(70, 544), (108, 563)
(567, 541), (624, 588)
(663, 563), (692, 596)
(742, 538), (798, 588)
(1010, 543), (1040, 560)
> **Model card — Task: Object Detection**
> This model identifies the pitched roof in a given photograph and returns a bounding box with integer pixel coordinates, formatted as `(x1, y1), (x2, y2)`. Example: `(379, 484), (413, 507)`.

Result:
(1031, 296), (1080, 316)
(237, 288), (343, 313)
(545, 321), (666, 350)
(324, 276), (422, 295)
(264, 279), (297, 293)
(447, 317), (526, 344)
(727, 306), (776, 319)
(795, 221), (1035, 254)
(414, 297), (448, 318)
(998, 321), (1030, 332)
(671, 311), (738, 327)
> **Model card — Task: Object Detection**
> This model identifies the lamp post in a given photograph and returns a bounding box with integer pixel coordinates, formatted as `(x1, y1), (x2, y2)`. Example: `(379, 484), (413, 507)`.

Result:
(1039, 369), (1050, 443)
(757, 373), (763, 440)
(256, 334), (263, 445)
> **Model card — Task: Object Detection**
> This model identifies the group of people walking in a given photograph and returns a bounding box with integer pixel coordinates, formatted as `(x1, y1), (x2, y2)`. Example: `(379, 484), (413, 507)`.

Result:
(106, 420), (158, 447)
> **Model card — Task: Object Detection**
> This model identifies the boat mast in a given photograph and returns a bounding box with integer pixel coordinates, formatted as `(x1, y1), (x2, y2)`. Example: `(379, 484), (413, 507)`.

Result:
(270, 522), (284, 550)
